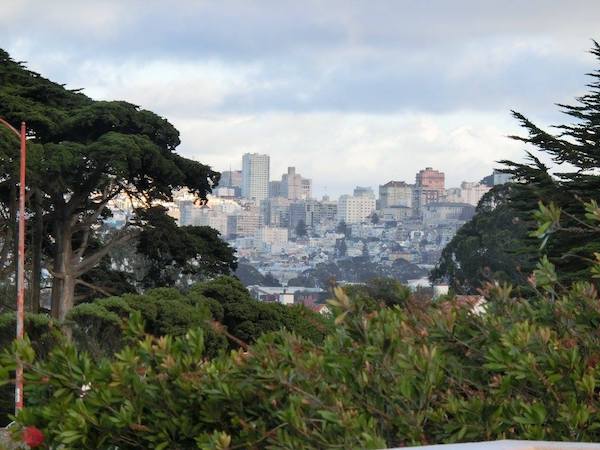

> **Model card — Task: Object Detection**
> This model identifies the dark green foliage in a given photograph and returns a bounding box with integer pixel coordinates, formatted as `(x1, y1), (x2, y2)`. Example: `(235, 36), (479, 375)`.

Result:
(344, 277), (411, 310)
(0, 313), (58, 424)
(336, 220), (351, 237)
(234, 262), (281, 287)
(0, 49), (221, 318)
(295, 219), (307, 237)
(7, 266), (600, 448)
(189, 276), (330, 345)
(67, 288), (222, 359)
(434, 43), (600, 291)
(431, 185), (533, 293)
(289, 257), (426, 288)
(65, 276), (329, 361)
(136, 206), (237, 289)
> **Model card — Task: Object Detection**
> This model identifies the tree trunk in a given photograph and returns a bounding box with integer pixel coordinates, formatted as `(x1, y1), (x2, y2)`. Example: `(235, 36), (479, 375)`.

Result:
(29, 188), (43, 313)
(9, 182), (17, 306)
(50, 222), (74, 321)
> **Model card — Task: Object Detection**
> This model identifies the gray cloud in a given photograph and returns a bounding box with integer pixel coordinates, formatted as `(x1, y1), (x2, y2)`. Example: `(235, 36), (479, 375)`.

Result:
(1, 0), (599, 195)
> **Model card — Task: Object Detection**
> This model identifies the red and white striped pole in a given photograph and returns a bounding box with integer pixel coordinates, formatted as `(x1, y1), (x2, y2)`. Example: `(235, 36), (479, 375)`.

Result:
(15, 121), (26, 412)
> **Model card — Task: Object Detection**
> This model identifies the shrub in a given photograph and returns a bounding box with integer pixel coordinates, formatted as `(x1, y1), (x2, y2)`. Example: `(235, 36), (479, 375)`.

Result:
(5, 268), (600, 448)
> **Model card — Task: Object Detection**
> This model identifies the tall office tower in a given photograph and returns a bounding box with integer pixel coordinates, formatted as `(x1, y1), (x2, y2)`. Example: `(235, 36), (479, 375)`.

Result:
(269, 180), (282, 198)
(378, 181), (414, 208)
(242, 153), (270, 203)
(301, 178), (312, 200)
(280, 167), (312, 201)
(413, 167), (445, 217)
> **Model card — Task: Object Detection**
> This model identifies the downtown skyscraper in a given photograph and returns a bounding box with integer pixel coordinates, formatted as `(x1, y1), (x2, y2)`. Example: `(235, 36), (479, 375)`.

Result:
(242, 153), (270, 203)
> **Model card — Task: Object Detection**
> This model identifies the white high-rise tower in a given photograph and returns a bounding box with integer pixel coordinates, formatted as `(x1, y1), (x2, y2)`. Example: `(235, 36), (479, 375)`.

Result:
(242, 153), (270, 202)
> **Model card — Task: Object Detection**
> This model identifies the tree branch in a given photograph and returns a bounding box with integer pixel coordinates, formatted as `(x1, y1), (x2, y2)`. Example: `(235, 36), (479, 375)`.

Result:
(74, 278), (113, 298)
(74, 228), (139, 277)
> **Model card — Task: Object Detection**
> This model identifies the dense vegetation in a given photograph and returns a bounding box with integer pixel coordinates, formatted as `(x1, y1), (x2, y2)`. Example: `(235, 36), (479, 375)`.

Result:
(432, 42), (600, 293)
(288, 256), (426, 288)
(0, 49), (232, 319)
(3, 246), (600, 448)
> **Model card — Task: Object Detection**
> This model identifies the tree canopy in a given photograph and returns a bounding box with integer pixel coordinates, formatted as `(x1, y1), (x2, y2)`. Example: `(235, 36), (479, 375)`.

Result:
(433, 42), (600, 292)
(0, 49), (220, 318)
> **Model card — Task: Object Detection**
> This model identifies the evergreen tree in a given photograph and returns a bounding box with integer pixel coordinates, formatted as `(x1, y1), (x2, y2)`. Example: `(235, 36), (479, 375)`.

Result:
(295, 219), (307, 238)
(434, 42), (600, 290)
(0, 50), (219, 318)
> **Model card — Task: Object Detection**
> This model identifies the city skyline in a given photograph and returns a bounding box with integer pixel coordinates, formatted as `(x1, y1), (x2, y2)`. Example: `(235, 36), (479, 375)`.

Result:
(220, 154), (490, 202)
(2, 1), (599, 196)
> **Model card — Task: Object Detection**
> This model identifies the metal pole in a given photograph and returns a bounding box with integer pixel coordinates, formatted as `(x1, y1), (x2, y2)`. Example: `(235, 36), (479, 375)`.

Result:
(15, 121), (26, 412)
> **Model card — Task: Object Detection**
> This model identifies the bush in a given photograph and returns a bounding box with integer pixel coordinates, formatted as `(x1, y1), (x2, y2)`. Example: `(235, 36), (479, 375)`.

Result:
(65, 276), (331, 360)
(0, 313), (58, 426)
(5, 267), (600, 448)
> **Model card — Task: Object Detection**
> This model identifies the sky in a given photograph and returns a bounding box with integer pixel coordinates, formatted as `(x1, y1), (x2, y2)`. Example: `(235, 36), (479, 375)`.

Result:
(1, 0), (599, 198)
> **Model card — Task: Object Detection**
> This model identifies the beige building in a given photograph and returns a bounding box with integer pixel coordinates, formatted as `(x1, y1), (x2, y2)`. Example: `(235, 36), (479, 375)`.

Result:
(227, 206), (261, 238)
(255, 226), (289, 249)
(280, 167), (312, 201)
(379, 181), (413, 208)
(337, 194), (376, 224)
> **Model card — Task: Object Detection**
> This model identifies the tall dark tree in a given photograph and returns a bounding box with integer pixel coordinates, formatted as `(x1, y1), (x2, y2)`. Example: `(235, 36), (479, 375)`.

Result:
(431, 185), (532, 293)
(434, 42), (600, 290)
(0, 49), (219, 319)
(295, 219), (307, 238)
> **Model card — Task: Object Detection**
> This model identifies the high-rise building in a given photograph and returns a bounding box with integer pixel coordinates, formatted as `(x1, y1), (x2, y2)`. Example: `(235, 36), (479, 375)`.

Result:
(220, 170), (242, 189)
(227, 205), (261, 238)
(269, 180), (282, 198)
(242, 153), (270, 203)
(378, 181), (413, 208)
(337, 194), (376, 224)
(262, 197), (290, 227)
(289, 202), (310, 230)
(255, 227), (289, 252)
(279, 167), (312, 201)
(413, 167), (445, 217)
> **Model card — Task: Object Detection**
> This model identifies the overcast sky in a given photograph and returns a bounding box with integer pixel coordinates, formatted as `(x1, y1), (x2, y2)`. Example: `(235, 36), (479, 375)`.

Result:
(1, 1), (599, 197)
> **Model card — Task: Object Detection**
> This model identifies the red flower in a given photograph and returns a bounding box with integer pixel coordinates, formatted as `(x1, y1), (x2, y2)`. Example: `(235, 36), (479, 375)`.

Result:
(22, 426), (45, 448)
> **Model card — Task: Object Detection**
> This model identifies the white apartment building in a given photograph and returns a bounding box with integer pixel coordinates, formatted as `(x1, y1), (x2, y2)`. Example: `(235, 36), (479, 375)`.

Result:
(242, 153), (270, 203)
(255, 226), (289, 253)
(337, 194), (376, 224)
(445, 182), (491, 206)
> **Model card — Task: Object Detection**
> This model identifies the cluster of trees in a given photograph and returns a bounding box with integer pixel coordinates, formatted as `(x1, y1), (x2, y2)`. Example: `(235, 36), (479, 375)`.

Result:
(4, 236), (600, 447)
(432, 42), (600, 294)
(288, 256), (427, 288)
(234, 261), (281, 287)
(0, 49), (237, 321)
(0, 275), (332, 423)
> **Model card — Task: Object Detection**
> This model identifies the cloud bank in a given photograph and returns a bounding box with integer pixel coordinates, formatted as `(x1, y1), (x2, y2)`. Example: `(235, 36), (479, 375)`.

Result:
(1, 0), (598, 195)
